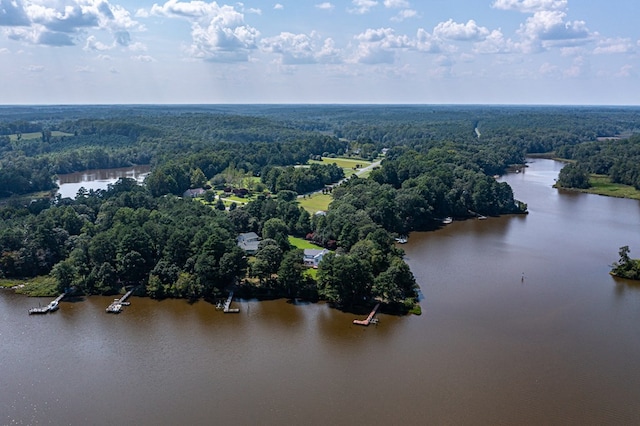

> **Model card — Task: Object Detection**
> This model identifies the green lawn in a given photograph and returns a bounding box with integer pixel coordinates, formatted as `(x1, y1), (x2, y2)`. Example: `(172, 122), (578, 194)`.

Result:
(585, 175), (640, 200)
(288, 236), (319, 250)
(0, 276), (58, 296)
(309, 156), (373, 169)
(298, 193), (332, 213)
(309, 156), (372, 177)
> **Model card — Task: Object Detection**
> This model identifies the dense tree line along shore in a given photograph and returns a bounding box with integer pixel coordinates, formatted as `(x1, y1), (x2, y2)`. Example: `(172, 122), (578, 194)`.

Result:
(1, 105), (640, 311)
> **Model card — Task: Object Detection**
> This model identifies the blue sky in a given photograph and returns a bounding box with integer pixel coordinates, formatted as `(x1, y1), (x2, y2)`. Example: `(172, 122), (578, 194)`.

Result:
(0, 0), (638, 104)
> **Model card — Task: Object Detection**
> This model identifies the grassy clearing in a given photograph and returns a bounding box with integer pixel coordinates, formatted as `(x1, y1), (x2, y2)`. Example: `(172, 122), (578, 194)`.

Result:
(9, 131), (73, 142)
(0, 276), (58, 297)
(298, 193), (332, 213)
(288, 236), (319, 250)
(358, 167), (378, 179)
(585, 175), (640, 200)
(221, 195), (250, 203)
(309, 157), (372, 178)
(310, 156), (372, 169)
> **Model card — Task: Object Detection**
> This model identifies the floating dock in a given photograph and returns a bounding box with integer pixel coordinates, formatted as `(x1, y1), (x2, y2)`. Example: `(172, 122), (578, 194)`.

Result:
(29, 293), (65, 315)
(106, 288), (135, 314)
(353, 303), (380, 326)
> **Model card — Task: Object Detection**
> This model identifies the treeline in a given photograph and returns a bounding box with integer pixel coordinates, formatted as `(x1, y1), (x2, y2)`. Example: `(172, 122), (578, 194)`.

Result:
(261, 163), (344, 194)
(4, 105), (640, 309)
(308, 156), (523, 252)
(556, 135), (640, 189)
(0, 155), (56, 198)
(0, 176), (417, 308)
(3, 105), (640, 200)
(1, 179), (246, 299)
(0, 120), (43, 135)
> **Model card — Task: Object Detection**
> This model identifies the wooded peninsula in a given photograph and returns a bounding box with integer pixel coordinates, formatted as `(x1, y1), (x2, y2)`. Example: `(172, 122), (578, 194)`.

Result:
(1, 105), (639, 308)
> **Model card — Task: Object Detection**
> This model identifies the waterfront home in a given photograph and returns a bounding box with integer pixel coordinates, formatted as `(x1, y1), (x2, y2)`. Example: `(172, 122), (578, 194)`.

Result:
(303, 248), (329, 268)
(183, 188), (205, 198)
(237, 232), (260, 255)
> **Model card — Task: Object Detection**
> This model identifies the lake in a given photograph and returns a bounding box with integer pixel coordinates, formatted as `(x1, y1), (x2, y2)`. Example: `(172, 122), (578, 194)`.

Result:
(3, 158), (640, 425)
(56, 165), (151, 199)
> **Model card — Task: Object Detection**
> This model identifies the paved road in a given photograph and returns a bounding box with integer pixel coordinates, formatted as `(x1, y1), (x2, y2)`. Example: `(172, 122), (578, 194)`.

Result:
(297, 159), (382, 199)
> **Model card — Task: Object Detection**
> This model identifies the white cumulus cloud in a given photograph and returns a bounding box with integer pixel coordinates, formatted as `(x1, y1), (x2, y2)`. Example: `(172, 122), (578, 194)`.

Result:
(151, 1), (259, 62)
(315, 3), (334, 11)
(474, 29), (514, 54)
(391, 9), (417, 22)
(434, 19), (490, 42)
(593, 38), (634, 55)
(262, 31), (340, 65)
(352, 27), (411, 64)
(384, 0), (409, 8)
(517, 10), (593, 52)
(348, 0), (378, 15)
(492, 0), (568, 13)
(0, 0), (142, 47)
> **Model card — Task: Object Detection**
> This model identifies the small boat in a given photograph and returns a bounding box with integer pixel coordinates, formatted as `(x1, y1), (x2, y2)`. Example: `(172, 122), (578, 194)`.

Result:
(478, 215), (487, 220)
(47, 300), (59, 312)
(395, 236), (408, 244)
(442, 217), (453, 224)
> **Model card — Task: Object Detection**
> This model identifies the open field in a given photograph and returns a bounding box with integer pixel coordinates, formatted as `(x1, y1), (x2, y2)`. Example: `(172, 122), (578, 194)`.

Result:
(298, 193), (332, 213)
(309, 156), (372, 169)
(585, 175), (640, 200)
(219, 194), (251, 204)
(288, 236), (320, 250)
(0, 276), (58, 296)
(9, 131), (73, 142)
(309, 156), (372, 177)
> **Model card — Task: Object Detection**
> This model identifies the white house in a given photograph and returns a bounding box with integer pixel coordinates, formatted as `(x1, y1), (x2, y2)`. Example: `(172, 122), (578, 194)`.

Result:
(237, 232), (260, 255)
(303, 248), (329, 268)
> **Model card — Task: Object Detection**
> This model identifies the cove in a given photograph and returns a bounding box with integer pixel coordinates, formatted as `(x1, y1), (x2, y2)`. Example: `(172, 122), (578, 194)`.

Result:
(2, 158), (640, 425)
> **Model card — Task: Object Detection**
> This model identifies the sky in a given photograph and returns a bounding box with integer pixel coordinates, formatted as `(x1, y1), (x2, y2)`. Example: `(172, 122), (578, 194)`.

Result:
(0, 0), (638, 105)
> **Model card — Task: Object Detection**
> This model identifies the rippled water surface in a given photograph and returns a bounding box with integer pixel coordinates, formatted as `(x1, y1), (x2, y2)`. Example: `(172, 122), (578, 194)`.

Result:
(3, 159), (640, 425)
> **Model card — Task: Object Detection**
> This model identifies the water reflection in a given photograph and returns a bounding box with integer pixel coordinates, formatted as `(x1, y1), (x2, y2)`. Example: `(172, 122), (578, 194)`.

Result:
(56, 165), (150, 199)
(4, 158), (640, 425)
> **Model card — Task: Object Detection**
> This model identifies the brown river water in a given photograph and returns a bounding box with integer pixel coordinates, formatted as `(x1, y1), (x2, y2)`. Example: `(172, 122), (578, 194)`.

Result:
(3, 158), (640, 425)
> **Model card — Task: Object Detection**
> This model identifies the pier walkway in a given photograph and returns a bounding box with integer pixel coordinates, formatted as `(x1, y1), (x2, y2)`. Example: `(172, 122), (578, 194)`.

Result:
(217, 291), (240, 313)
(106, 288), (135, 314)
(28, 293), (65, 315)
(353, 303), (380, 326)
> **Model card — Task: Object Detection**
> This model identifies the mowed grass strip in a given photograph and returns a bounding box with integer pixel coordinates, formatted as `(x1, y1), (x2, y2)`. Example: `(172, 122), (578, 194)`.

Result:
(288, 236), (319, 250)
(298, 193), (332, 213)
(309, 157), (372, 169)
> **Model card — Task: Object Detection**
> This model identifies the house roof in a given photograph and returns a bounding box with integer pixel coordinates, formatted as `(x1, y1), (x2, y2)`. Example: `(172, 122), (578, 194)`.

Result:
(238, 232), (259, 241)
(304, 248), (328, 257)
(183, 188), (205, 197)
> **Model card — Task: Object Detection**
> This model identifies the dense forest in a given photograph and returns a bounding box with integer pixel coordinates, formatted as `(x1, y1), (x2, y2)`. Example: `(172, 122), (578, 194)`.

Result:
(1, 105), (639, 311)
(556, 134), (640, 190)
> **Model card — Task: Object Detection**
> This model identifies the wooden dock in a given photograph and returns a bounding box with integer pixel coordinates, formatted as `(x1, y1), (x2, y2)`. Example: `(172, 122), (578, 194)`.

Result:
(29, 293), (65, 315)
(353, 303), (380, 326)
(106, 288), (135, 314)
(218, 291), (239, 313)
